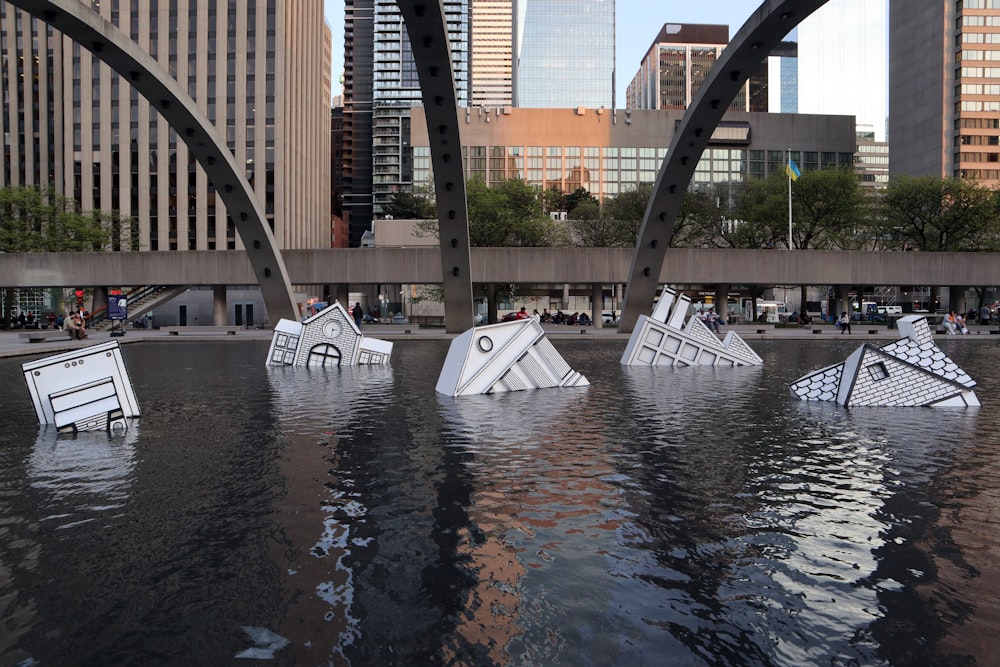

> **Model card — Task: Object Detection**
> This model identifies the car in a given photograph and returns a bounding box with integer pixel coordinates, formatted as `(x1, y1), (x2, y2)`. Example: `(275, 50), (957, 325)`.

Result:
(602, 312), (618, 325)
(500, 312), (519, 322)
(877, 305), (903, 315)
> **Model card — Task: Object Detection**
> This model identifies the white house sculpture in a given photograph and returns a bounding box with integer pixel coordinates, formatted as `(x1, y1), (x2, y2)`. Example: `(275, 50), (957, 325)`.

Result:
(21, 339), (141, 433)
(267, 301), (392, 367)
(620, 286), (763, 367)
(790, 315), (980, 407)
(436, 318), (589, 396)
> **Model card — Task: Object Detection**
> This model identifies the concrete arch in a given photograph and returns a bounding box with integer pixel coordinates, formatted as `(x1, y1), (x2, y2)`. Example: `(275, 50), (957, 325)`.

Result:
(10, 0), (298, 322)
(397, 0), (474, 333)
(619, 0), (829, 333)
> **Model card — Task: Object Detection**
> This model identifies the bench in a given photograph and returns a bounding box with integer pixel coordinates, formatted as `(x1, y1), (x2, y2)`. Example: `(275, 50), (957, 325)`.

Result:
(407, 315), (445, 327)
(162, 326), (239, 336)
(19, 330), (71, 343)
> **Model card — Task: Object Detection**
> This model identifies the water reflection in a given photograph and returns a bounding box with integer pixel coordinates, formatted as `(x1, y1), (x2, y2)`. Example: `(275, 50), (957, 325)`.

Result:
(1, 340), (999, 665)
(264, 363), (394, 665)
(29, 427), (140, 526)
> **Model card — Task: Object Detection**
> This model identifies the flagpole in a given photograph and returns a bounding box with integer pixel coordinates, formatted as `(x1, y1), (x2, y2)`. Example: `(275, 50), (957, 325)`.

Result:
(787, 149), (793, 249)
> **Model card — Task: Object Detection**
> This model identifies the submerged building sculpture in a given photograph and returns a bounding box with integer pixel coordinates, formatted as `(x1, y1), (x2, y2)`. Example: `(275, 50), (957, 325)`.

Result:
(620, 287), (763, 367)
(436, 318), (589, 396)
(790, 315), (980, 407)
(21, 340), (141, 433)
(267, 302), (392, 367)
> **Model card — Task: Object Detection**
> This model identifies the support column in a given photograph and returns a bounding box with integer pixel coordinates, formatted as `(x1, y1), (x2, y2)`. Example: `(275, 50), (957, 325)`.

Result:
(333, 284), (350, 309)
(949, 286), (967, 316)
(591, 283), (603, 329)
(835, 285), (851, 323)
(714, 284), (729, 323)
(92, 286), (108, 318)
(214, 285), (227, 325)
(562, 283), (570, 308)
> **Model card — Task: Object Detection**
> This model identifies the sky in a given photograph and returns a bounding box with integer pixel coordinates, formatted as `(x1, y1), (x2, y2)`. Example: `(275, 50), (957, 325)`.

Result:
(322, 0), (763, 105)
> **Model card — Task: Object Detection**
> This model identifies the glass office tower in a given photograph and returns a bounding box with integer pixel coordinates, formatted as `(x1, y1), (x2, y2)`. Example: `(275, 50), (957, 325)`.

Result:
(798, 0), (887, 141)
(513, 0), (615, 108)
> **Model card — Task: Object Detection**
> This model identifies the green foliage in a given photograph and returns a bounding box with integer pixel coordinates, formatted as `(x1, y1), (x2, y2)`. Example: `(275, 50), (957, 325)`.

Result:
(0, 185), (138, 252)
(381, 191), (436, 220)
(466, 178), (565, 247)
(882, 175), (999, 251)
(732, 168), (868, 249)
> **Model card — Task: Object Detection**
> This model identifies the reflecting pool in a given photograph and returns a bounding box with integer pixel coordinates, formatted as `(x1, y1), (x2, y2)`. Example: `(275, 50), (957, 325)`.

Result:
(1, 339), (999, 665)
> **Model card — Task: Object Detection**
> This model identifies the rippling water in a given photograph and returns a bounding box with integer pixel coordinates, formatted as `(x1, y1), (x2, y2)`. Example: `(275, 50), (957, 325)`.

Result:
(1, 338), (999, 665)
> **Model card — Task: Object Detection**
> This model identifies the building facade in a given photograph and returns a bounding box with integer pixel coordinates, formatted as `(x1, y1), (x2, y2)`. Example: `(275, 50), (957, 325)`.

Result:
(626, 24), (748, 112)
(799, 0), (887, 141)
(891, 0), (1000, 184)
(471, 0), (513, 106)
(355, 0), (470, 227)
(0, 1), (332, 252)
(343, 0), (376, 246)
(409, 107), (857, 203)
(513, 0), (615, 108)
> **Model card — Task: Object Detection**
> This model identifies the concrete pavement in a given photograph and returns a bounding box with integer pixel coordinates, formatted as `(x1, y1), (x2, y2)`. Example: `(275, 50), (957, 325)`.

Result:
(1, 322), (995, 360)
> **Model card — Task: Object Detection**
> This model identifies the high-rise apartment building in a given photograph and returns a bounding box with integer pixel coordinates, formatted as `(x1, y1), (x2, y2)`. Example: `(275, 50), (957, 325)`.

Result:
(343, 0), (376, 246)
(342, 0), (469, 235)
(513, 0), (615, 108)
(891, 0), (1000, 184)
(799, 0), (887, 141)
(0, 1), (332, 251)
(471, 0), (513, 106)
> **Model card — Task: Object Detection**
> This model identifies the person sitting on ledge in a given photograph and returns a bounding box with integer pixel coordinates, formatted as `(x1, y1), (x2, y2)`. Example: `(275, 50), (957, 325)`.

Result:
(578, 312), (592, 326)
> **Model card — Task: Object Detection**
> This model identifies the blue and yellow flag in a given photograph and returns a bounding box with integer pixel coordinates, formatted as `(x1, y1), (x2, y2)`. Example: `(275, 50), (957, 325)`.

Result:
(786, 158), (801, 181)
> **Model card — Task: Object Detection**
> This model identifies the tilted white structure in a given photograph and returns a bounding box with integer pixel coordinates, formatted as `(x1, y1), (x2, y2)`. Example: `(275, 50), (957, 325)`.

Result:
(267, 302), (392, 367)
(790, 316), (980, 407)
(436, 318), (589, 396)
(21, 340), (141, 433)
(621, 287), (763, 367)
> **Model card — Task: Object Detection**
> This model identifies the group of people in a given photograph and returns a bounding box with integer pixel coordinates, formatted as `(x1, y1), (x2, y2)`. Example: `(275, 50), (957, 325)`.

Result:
(944, 310), (970, 335)
(696, 308), (723, 333)
(537, 309), (592, 325)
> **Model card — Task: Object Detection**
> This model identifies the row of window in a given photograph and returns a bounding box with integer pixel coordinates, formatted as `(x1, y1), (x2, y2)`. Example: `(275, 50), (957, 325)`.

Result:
(961, 0), (1000, 8)
(959, 100), (1000, 110)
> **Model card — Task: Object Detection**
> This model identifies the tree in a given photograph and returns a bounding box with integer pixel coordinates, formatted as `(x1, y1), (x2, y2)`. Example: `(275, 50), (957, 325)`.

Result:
(381, 191), (436, 220)
(882, 175), (1000, 251)
(732, 168), (868, 250)
(0, 185), (138, 252)
(465, 177), (564, 247)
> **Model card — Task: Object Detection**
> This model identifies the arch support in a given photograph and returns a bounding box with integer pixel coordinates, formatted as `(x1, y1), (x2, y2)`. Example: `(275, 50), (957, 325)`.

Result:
(11, 0), (298, 322)
(398, 0), (474, 332)
(620, 0), (829, 333)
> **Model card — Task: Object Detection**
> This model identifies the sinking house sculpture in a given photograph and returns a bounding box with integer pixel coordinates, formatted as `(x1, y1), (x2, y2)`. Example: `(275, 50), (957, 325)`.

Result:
(267, 302), (392, 367)
(620, 286), (763, 367)
(790, 315), (980, 407)
(21, 340), (141, 433)
(436, 318), (589, 396)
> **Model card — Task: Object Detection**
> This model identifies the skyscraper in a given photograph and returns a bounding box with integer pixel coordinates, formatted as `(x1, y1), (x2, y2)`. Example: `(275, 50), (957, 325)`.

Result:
(343, 0), (469, 232)
(890, 0), (1000, 184)
(798, 0), (887, 141)
(0, 1), (332, 251)
(513, 0), (615, 108)
(625, 24), (752, 112)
